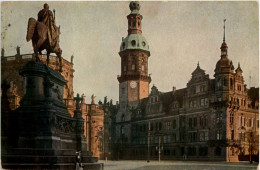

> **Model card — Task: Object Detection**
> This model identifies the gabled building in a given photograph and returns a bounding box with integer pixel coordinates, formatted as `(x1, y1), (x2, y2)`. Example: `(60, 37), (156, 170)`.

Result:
(115, 1), (259, 162)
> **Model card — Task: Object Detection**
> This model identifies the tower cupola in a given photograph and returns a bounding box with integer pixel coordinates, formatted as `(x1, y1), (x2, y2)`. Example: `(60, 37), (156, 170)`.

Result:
(214, 19), (234, 76)
(120, 1), (150, 54)
(127, 1), (142, 35)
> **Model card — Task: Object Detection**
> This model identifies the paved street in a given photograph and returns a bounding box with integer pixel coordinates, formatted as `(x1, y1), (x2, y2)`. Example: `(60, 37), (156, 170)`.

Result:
(99, 160), (259, 170)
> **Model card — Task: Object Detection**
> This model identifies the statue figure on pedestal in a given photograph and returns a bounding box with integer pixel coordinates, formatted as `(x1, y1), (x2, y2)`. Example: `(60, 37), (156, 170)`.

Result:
(74, 93), (83, 111)
(91, 94), (96, 105)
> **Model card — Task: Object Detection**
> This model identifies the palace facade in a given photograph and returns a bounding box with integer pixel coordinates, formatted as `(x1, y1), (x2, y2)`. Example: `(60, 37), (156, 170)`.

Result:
(115, 1), (259, 162)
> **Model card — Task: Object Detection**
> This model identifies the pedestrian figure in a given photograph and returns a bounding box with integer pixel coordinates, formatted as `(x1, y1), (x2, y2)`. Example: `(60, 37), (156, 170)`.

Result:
(75, 151), (83, 170)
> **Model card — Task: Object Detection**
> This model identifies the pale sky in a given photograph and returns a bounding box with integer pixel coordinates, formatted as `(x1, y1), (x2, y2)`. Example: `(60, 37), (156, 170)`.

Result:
(1, 1), (259, 103)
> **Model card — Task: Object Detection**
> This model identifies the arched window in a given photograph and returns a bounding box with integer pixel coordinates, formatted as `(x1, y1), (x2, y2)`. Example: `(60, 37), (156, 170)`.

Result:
(122, 114), (125, 122)
(121, 126), (125, 135)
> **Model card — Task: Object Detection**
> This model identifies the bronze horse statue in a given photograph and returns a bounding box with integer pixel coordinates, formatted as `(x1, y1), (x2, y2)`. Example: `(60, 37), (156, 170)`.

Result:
(26, 17), (63, 72)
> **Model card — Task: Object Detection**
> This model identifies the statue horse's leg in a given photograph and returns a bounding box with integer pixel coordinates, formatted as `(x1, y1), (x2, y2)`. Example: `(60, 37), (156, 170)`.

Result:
(32, 42), (40, 62)
(34, 38), (45, 62)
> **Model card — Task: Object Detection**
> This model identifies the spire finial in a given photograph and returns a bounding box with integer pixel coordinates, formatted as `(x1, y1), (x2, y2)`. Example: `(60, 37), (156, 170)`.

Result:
(223, 19), (226, 42)
(238, 62), (240, 68)
(197, 61), (199, 67)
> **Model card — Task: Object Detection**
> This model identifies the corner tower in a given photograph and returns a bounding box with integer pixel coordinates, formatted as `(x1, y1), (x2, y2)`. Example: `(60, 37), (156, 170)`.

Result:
(214, 19), (234, 101)
(118, 1), (151, 108)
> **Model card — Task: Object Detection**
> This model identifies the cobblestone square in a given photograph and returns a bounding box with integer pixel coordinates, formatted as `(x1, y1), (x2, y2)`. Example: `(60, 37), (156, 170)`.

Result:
(99, 160), (259, 170)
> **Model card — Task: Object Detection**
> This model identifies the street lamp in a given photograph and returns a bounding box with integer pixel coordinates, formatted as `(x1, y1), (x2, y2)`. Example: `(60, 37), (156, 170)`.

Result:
(156, 136), (163, 162)
(147, 121), (150, 163)
(238, 125), (246, 160)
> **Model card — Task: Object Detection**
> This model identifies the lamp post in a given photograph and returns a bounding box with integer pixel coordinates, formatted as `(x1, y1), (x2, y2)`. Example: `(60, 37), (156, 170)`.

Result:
(238, 125), (246, 160)
(156, 136), (163, 162)
(147, 121), (150, 163)
(248, 131), (254, 164)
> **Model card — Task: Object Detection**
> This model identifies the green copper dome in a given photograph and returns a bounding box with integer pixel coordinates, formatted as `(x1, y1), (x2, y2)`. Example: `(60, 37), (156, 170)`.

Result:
(120, 34), (150, 53)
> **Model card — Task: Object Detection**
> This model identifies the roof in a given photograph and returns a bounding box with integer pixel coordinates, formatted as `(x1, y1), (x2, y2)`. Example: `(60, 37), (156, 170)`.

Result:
(139, 88), (186, 114)
(120, 34), (150, 53)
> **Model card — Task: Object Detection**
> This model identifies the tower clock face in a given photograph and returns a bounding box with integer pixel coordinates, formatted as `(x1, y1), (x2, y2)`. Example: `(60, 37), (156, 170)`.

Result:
(130, 81), (137, 88)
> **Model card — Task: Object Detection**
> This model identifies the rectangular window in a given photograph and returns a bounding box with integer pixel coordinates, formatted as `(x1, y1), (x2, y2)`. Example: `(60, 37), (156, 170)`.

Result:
(141, 65), (144, 71)
(230, 113), (234, 124)
(172, 133), (176, 142)
(205, 132), (208, 141)
(193, 132), (197, 142)
(189, 118), (192, 128)
(257, 120), (259, 128)
(205, 98), (208, 105)
(181, 119), (185, 127)
(168, 121), (171, 130)
(248, 118), (252, 127)
(189, 133), (193, 142)
(200, 99), (205, 106)
(132, 64), (135, 70)
(173, 119), (176, 129)
(194, 100), (197, 107)
(217, 130), (221, 140)
(190, 101), (193, 108)
(167, 135), (171, 143)
(200, 117), (203, 127)
(155, 136), (158, 144)
(200, 132), (204, 142)
(123, 66), (126, 71)
(164, 136), (167, 143)
(231, 130), (234, 140)
(193, 117), (197, 127)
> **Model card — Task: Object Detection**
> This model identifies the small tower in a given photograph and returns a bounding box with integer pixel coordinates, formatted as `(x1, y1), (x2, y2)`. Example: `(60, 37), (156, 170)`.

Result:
(214, 19), (234, 100)
(118, 1), (151, 108)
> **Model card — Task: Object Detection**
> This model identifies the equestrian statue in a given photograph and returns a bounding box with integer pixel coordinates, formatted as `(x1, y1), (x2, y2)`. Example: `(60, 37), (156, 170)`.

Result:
(26, 3), (63, 72)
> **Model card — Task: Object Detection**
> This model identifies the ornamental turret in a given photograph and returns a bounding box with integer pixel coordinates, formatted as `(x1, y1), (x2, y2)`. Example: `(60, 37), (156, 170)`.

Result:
(215, 19), (234, 76)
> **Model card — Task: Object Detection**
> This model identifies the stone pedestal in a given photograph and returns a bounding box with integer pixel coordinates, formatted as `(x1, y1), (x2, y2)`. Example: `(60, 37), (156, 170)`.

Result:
(1, 61), (103, 170)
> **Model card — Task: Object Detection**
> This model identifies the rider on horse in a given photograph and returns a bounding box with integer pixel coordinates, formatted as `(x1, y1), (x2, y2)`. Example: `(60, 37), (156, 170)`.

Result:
(37, 3), (59, 51)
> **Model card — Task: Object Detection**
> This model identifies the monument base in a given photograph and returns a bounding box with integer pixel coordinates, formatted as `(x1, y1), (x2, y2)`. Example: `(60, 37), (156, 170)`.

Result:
(1, 62), (103, 170)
